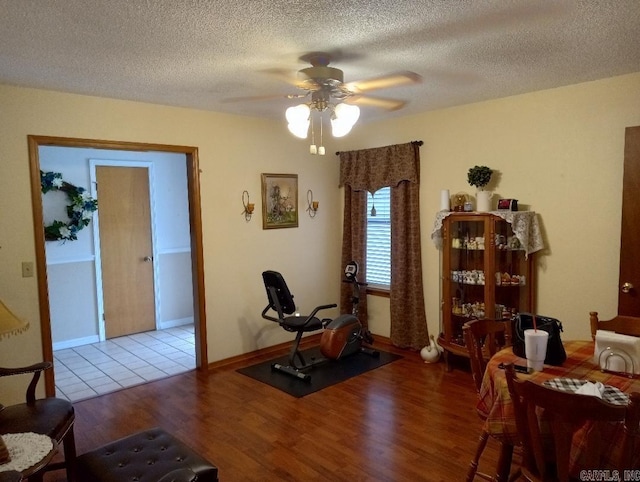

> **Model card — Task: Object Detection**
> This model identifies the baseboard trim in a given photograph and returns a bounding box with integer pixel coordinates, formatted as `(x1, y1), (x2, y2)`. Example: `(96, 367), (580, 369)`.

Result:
(158, 317), (193, 330)
(53, 335), (100, 351)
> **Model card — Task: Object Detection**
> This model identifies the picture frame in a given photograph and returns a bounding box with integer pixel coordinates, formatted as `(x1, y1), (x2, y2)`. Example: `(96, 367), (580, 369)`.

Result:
(261, 173), (298, 229)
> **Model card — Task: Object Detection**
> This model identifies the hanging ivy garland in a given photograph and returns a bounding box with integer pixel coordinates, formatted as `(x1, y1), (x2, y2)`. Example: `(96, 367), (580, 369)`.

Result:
(40, 170), (98, 242)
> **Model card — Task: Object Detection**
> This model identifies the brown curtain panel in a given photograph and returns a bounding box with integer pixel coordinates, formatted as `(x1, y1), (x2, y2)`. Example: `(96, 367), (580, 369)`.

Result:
(339, 142), (429, 349)
(390, 177), (429, 349)
(339, 187), (368, 327)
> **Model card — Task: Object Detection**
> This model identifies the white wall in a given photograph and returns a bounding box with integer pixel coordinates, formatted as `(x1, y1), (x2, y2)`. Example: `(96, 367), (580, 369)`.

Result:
(344, 72), (640, 343)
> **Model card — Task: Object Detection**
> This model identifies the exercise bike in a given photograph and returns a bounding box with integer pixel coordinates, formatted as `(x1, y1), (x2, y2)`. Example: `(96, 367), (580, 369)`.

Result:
(261, 261), (377, 382)
(320, 261), (376, 359)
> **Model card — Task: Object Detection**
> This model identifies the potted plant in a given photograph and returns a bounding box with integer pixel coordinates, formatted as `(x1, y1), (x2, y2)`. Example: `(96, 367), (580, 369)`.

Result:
(467, 165), (493, 212)
(467, 165), (493, 190)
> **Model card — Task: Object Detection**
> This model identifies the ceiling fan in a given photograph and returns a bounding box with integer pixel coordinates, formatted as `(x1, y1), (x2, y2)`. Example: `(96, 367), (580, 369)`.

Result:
(280, 51), (423, 112)
(275, 52), (421, 149)
(227, 52), (421, 153)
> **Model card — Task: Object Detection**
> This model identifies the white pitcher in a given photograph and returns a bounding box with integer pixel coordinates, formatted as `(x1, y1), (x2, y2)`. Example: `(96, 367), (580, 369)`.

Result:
(476, 191), (493, 212)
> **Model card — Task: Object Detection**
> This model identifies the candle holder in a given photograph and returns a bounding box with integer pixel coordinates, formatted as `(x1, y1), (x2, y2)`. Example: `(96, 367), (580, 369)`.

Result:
(306, 189), (319, 218)
(242, 190), (254, 221)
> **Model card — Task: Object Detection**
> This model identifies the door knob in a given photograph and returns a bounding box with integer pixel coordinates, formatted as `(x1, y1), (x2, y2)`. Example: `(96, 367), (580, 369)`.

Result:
(143, 256), (153, 262)
(621, 282), (634, 293)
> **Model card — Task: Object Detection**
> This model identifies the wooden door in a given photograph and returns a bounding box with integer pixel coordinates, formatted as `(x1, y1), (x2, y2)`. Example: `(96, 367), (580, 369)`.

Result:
(618, 126), (640, 316)
(97, 166), (156, 338)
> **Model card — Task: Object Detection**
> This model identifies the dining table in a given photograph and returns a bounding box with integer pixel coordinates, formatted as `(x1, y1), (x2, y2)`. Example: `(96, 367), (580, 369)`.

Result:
(477, 339), (640, 480)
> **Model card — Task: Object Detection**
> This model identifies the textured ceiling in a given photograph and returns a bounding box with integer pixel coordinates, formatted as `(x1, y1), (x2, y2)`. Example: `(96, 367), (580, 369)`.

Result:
(1, 1), (639, 124)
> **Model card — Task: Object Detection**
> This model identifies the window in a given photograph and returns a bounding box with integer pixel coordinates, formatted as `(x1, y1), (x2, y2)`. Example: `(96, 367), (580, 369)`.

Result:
(366, 187), (391, 287)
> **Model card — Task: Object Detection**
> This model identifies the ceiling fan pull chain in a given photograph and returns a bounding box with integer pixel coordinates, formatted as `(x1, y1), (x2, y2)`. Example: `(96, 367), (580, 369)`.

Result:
(310, 114), (317, 155)
(319, 113), (325, 156)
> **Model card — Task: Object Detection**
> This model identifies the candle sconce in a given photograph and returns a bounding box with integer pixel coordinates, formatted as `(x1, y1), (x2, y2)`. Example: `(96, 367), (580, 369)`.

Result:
(242, 190), (255, 221)
(306, 189), (319, 218)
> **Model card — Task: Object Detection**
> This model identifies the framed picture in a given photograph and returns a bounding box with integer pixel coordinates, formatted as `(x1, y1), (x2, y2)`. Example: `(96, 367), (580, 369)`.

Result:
(261, 173), (298, 229)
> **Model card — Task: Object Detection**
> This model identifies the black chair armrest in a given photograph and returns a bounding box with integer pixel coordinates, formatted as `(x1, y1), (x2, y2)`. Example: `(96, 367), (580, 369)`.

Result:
(0, 361), (52, 404)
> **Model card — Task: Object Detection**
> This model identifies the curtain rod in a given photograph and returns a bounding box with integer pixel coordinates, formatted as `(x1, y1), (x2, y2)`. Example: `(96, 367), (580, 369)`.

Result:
(335, 140), (423, 156)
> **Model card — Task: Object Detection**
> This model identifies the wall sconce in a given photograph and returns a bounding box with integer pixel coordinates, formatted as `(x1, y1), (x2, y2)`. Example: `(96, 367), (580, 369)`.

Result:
(242, 190), (254, 221)
(306, 189), (319, 218)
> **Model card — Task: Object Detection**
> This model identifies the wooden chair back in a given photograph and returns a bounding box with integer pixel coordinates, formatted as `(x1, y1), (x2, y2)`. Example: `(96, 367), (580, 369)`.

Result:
(504, 363), (640, 481)
(463, 319), (511, 394)
(590, 311), (640, 340)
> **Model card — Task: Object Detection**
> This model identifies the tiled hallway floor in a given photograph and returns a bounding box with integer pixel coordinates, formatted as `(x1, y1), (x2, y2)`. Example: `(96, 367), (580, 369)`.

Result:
(53, 325), (196, 402)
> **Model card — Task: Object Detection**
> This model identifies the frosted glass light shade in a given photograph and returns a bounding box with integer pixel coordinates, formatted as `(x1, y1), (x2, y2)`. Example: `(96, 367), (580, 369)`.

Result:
(331, 118), (353, 137)
(331, 103), (360, 137)
(334, 103), (360, 124)
(286, 104), (310, 138)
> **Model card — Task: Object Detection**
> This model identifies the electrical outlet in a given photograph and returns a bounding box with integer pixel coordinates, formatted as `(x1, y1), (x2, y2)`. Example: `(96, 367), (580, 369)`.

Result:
(22, 261), (34, 278)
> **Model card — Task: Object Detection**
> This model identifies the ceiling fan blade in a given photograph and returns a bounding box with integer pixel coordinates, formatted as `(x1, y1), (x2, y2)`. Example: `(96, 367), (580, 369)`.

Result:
(345, 95), (407, 111)
(262, 68), (322, 90)
(261, 68), (303, 86)
(346, 71), (422, 93)
(221, 93), (308, 104)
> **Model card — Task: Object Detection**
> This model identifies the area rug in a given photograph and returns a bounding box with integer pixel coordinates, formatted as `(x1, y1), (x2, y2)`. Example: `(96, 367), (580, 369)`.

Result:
(236, 346), (402, 397)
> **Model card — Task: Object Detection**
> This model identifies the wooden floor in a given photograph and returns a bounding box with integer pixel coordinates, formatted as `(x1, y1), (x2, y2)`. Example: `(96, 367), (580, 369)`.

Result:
(44, 340), (508, 482)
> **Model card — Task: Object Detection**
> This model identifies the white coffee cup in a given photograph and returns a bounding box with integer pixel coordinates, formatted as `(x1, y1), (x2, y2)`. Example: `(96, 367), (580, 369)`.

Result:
(524, 329), (549, 372)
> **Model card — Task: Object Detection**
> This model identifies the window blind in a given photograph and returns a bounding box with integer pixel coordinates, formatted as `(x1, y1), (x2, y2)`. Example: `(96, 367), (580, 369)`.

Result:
(366, 187), (391, 287)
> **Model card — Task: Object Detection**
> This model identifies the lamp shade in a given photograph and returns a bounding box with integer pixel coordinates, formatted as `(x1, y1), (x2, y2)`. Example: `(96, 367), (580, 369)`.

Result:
(285, 104), (310, 139)
(0, 299), (29, 340)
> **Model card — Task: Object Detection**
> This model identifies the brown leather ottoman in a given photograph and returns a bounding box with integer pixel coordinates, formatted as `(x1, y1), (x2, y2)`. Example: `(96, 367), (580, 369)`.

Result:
(76, 427), (218, 482)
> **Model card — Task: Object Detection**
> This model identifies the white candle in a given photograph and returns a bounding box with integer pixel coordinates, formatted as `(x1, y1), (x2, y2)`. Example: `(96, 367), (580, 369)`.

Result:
(440, 189), (450, 211)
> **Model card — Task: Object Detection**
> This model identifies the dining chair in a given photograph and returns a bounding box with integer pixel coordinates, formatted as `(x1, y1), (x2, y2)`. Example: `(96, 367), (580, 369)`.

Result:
(0, 362), (77, 481)
(590, 311), (640, 340)
(504, 363), (640, 481)
(463, 319), (517, 481)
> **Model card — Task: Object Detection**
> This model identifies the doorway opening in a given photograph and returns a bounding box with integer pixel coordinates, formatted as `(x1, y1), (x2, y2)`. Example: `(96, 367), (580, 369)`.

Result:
(28, 136), (207, 398)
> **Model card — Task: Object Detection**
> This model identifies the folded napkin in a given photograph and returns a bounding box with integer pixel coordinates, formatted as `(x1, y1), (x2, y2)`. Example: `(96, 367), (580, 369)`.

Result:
(575, 381), (605, 398)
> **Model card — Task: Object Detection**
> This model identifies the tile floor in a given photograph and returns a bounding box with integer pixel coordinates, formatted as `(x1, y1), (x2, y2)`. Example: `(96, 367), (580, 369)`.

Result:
(53, 325), (196, 402)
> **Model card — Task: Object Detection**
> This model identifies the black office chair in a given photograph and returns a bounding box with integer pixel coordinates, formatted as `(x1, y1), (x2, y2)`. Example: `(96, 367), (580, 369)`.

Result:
(261, 270), (336, 381)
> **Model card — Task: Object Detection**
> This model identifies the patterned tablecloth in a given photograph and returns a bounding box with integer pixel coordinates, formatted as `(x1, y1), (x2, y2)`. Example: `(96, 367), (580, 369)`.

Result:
(477, 340), (640, 471)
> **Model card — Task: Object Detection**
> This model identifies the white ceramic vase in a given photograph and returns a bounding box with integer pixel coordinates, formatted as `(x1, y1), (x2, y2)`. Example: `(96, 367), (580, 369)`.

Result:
(476, 190), (493, 212)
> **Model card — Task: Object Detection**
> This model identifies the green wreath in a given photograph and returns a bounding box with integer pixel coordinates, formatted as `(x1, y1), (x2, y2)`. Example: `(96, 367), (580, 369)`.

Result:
(41, 170), (98, 241)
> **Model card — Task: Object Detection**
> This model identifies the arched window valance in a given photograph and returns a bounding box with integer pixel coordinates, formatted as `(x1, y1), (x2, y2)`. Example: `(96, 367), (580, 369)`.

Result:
(338, 141), (422, 192)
